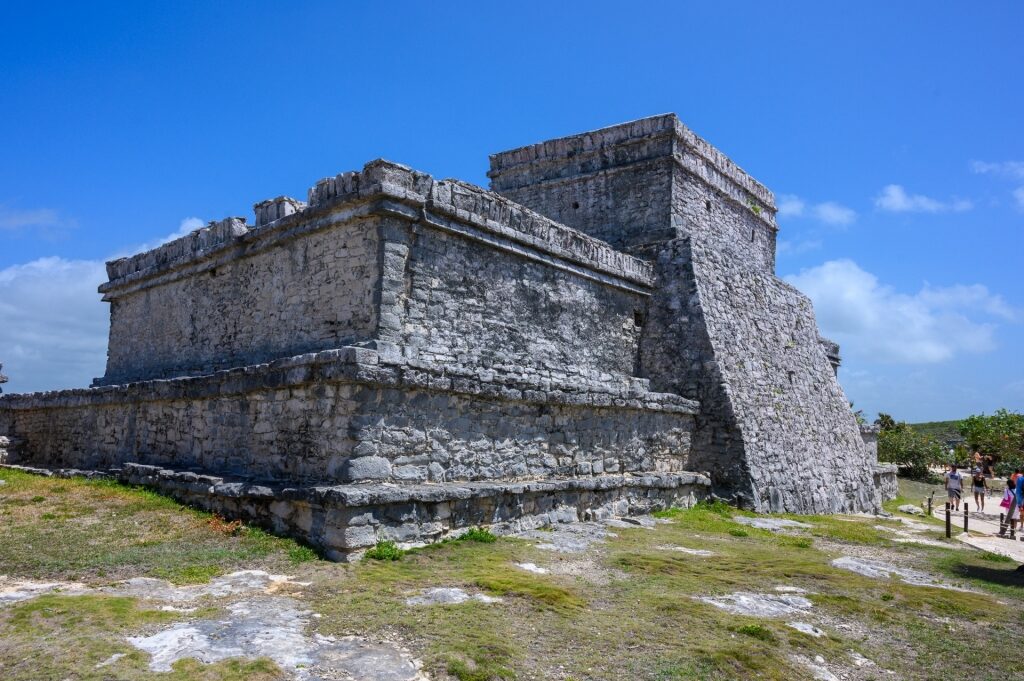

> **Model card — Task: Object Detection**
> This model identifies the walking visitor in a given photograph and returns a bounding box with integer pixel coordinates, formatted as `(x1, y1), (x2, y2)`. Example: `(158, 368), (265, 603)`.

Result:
(972, 468), (988, 512)
(944, 464), (963, 511)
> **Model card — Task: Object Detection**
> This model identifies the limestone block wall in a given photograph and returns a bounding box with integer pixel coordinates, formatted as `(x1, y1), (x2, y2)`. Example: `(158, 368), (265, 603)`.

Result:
(640, 237), (877, 512)
(393, 222), (646, 377)
(670, 165), (776, 273)
(99, 160), (657, 388)
(637, 238), (752, 499)
(0, 347), (697, 486)
(100, 216), (381, 384)
(488, 114), (777, 267)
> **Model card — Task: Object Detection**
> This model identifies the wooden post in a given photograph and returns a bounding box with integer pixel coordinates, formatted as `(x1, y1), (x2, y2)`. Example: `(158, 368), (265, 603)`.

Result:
(963, 503), (969, 533)
(945, 503), (951, 538)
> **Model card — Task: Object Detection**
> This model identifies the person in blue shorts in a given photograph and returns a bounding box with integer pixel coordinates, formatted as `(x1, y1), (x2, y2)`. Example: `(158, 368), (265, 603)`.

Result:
(1015, 473), (1024, 524)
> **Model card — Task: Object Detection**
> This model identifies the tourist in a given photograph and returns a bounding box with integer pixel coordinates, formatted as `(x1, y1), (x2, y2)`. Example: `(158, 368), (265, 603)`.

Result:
(971, 468), (988, 512)
(1012, 468), (1022, 486)
(1016, 473), (1024, 523)
(1000, 478), (1018, 536)
(944, 464), (963, 511)
(982, 454), (995, 479)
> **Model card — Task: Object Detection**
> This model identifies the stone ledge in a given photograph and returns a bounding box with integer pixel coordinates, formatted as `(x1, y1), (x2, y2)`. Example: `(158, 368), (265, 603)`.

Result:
(119, 463), (710, 506)
(1, 346), (699, 415)
(3, 463), (711, 560)
(487, 113), (775, 215)
(102, 160), (653, 296)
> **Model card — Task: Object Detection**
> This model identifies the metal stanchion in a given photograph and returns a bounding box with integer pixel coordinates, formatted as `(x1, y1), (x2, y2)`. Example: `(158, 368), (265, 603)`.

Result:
(945, 503), (952, 538)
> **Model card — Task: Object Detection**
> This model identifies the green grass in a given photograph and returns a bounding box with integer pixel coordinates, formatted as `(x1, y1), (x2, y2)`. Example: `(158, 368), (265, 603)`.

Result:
(0, 594), (277, 681)
(0, 467), (320, 582)
(734, 623), (775, 642)
(2, 470), (1023, 680)
(364, 540), (406, 561)
(458, 527), (498, 543)
(4, 594), (180, 635)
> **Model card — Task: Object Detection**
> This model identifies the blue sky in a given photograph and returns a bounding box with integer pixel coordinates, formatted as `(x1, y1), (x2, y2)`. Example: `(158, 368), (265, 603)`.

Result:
(1, 1), (1021, 423)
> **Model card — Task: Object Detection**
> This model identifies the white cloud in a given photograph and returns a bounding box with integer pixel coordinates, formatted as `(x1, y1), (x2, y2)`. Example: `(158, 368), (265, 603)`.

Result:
(119, 216), (205, 257)
(0, 206), (60, 230)
(776, 194), (856, 226)
(0, 204), (77, 239)
(0, 257), (109, 393)
(813, 201), (857, 226)
(970, 160), (1024, 179)
(776, 238), (822, 255)
(0, 216), (205, 394)
(874, 184), (972, 213)
(785, 259), (1012, 364)
(916, 283), (1017, 321)
(1014, 187), (1024, 210)
(777, 194), (806, 218)
(971, 161), (1024, 211)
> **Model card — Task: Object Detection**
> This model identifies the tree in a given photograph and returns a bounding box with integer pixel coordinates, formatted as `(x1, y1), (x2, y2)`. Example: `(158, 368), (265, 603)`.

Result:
(875, 413), (896, 431)
(958, 409), (1024, 474)
(878, 419), (943, 480)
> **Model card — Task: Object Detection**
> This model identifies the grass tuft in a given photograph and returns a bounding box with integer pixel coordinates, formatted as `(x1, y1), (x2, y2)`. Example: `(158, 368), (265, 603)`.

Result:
(364, 540), (405, 561)
(735, 623), (776, 642)
(458, 527), (497, 543)
(288, 544), (319, 563)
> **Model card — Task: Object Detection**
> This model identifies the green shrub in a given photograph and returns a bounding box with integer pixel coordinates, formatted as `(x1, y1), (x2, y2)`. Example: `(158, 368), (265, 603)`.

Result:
(364, 540), (405, 561)
(735, 623), (775, 641)
(959, 410), (1024, 475)
(458, 527), (497, 543)
(288, 545), (319, 563)
(878, 422), (944, 479)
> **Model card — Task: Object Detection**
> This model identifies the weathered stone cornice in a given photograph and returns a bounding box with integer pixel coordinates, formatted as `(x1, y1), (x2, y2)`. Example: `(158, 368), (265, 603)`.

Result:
(1, 346), (699, 415)
(488, 113), (777, 228)
(101, 160), (653, 299)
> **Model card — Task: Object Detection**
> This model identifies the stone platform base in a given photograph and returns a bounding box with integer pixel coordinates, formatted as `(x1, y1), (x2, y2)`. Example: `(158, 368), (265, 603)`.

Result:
(2, 464), (710, 560)
(874, 464), (899, 504)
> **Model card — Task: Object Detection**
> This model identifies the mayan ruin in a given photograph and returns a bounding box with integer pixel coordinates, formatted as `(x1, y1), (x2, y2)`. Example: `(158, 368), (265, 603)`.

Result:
(0, 114), (897, 559)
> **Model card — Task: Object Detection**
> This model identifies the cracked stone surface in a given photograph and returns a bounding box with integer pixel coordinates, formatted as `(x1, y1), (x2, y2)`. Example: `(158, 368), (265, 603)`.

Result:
(787, 621), (825, 637)
(109, 570), (310, 603)
(831, 556), (968, 590)
(850, 651), (876, 668)
(604, 516), (657, 529)
(95, 653), (127, 668)
(734, 516), (812, 532)
(774, 585), (808, 593)
(698, 592), (813, 617)
(873, 525), (955, 548)
(793, 655), (840, 681)
(129, 598), (425, 680)
(656, 545), (714, 556)
(514, 563), (549, 574)
(3, 571), (425, 680)
(520, 522), (615, 553)
(405, 587), (502, 606)
(0, 577), (88, 604)
(897, 504), (925, 515)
